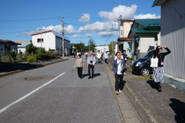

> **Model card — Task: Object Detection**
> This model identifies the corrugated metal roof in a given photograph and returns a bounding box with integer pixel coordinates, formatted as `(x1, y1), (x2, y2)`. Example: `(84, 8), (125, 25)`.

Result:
(135, 19), (161, 28)
(52, 30), (70, 41)
(152, 0), (168, 7)
(131, 28), (159, 34)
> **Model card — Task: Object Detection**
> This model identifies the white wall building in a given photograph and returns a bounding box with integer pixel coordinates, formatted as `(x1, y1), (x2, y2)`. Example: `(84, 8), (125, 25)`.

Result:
(16, 40), (32, 53)
(153, 0), (185, 91)
(117, 19), (134, 57)
(31, 30), (71, 56)
(95, 46), (109, 53)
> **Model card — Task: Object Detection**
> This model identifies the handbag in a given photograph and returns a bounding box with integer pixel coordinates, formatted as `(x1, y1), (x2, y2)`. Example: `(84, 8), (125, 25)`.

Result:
(150, 57), (158, 68)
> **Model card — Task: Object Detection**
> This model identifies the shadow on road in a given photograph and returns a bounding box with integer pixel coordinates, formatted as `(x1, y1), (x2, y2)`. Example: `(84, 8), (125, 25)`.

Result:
(93, 73), (101, 78)
(146, 80), (157, 90)
(169, 98), (185, 123)
(0, 63), (43, 73)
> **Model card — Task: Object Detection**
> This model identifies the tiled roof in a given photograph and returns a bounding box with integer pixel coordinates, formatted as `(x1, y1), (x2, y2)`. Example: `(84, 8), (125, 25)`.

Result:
(131, 28), (159, 35)
(0, 40), (21, 45)
(118, 37), (132, 41)
(135, 19), (161, 28)
(31, 30), (70, 42)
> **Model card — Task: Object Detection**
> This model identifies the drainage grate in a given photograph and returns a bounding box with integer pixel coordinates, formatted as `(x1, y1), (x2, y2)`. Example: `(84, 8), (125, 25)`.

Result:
(24, 76), (55, 81)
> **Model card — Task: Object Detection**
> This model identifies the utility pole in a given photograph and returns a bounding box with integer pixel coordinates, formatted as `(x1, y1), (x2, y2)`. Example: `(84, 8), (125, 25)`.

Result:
(111, 24), (113, 57)
(89, 40), (90, 51)
(62, 17), (64, 57)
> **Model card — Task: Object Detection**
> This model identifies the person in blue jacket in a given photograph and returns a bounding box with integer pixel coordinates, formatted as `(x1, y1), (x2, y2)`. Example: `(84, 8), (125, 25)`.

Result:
(112, 52), (125, 95)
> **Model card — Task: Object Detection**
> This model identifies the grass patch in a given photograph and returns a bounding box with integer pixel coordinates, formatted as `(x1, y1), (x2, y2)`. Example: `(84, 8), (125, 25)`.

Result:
(125, 75), (153, 81)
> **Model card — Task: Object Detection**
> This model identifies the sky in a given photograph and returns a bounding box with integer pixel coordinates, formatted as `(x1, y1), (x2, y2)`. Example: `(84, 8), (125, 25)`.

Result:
(0, 0), (161, 46)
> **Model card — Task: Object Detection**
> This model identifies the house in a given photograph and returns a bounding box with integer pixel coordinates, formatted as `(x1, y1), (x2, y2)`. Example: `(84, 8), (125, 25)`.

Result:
(117, 19), (133, 57)
(31, 30), (71, 56)
(70, 43), (75, 55)
(15, 40), (32, 53)
(128, 19), (161, 59)
(95, 46), (109, 53)
(0, 40), (21, 54)
(153, 0), (185, 91)
(0, 40), (21, 61)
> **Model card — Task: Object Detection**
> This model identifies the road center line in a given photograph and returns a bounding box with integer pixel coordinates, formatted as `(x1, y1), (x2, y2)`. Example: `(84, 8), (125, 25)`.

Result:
(0, 72), (65, 114)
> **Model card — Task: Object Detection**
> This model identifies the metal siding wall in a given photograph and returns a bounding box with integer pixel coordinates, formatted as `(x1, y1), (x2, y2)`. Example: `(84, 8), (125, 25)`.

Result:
(161, 0), (185, 79)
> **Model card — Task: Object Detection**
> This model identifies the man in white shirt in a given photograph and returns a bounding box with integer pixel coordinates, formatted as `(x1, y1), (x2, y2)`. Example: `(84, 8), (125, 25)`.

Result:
(96, 51), (102, 64)
(114, 51), (123, 60)
(87, 51), (96, 79)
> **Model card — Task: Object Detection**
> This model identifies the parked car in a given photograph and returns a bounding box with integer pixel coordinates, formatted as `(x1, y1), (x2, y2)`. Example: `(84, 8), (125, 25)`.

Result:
(132, 50), (154, 76)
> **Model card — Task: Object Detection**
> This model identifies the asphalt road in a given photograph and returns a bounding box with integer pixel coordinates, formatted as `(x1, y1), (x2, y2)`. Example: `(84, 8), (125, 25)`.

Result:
(0, 58), (121, 123)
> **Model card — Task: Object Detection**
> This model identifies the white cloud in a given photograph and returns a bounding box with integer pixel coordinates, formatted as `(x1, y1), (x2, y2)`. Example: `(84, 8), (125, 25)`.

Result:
(134, 14), (161, 19)
(79, 21), (118, 32)
(97, 31), (118, 37)
(72, 35), (79, 39)
(79, 13), (90, 23)
(99, 5), (137, 21)
(85, 33), (92, 38)
(22, 31), (35, 35)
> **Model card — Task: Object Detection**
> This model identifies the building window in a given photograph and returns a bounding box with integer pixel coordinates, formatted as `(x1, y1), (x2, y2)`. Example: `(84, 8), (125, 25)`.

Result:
(37, 38), (44, 43)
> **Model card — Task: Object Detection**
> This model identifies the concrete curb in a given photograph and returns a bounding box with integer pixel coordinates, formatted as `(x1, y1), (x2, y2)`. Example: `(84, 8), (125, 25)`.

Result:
(107, 61), (166, 123)
(0, 58), (69, 78)
(104, 63), (125, 123)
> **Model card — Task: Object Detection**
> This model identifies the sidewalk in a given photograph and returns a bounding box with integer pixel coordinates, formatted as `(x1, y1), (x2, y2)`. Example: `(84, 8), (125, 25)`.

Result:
(104, 63), (143, 123)
(125, 74), (185, 123)
(105, 58), (185, 123)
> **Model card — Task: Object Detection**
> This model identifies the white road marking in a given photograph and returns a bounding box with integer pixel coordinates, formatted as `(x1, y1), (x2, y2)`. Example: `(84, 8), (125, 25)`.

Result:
(0, 72), (66, 114)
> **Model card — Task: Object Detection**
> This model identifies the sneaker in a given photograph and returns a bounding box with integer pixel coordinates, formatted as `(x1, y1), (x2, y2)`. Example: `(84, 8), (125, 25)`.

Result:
(88, 77), (91, 79)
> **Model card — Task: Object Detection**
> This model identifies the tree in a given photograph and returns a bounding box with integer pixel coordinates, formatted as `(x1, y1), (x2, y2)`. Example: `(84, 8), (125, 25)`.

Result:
(74, 43), (85, 52)
(26, 43), (37, 54)
(109, 41), (116, 55)
(88, 39), (96, 51)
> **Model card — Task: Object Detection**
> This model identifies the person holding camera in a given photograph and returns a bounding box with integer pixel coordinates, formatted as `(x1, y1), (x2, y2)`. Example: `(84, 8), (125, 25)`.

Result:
(87, 51), (96, 79)
(153, 45), (171, 92)
(112, 52), (125, 95)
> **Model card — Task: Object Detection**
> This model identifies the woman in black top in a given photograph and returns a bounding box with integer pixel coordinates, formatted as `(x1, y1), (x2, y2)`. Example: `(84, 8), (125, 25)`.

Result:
(153, 45), (171, 92)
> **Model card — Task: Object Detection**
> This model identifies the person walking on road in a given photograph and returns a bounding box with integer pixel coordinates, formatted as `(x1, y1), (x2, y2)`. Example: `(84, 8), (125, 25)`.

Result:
(74, 52), (76, 59)
(87, 51), (96, 79)
(122, 50), (129, 64)
(97, 51), (102, 64)
(101, 52), (104, 62)
(122, 50), (129, 74)
(104, 51), (109, 64)
(75, 54), (84, 79)
(114, 51), (123, 60)
(153, 45), (171, 92)
(112, 52), (125, 95)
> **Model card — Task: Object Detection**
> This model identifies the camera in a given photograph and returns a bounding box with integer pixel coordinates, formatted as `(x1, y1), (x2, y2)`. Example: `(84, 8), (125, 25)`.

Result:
(90, 61), (93, 63)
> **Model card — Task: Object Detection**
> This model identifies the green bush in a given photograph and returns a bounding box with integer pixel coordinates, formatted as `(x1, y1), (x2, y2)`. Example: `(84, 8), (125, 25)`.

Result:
(36, 47), (46, 55)
(19, 50), (23, 58)
(16, 55), (22, 62)
(27, 55), (36, 62)
(26, 43), (37, 54)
